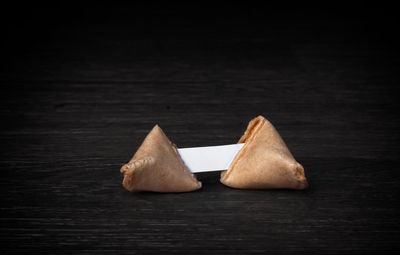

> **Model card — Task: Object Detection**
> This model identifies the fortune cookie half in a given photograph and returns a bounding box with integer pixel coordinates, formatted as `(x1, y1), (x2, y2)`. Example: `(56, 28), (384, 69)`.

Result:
(120, 125), (201, 192)
(220, 116), (308, 190)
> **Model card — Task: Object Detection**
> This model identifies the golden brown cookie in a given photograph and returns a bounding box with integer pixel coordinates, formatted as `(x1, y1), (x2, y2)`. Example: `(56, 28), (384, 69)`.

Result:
(220, 116), (308, 190)
(120, 125), (201, 192)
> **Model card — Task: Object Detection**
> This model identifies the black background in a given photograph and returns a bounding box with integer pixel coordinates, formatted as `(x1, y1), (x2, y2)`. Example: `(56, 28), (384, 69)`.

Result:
(1, 3), (399, 254)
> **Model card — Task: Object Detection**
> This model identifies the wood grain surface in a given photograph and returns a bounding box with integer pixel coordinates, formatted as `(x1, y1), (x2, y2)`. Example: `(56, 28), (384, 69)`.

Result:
(1, 5), (399, 254)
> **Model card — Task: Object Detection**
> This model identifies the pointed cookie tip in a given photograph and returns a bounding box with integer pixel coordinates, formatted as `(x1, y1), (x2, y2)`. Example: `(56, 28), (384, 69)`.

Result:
(151, 124), (162, 131)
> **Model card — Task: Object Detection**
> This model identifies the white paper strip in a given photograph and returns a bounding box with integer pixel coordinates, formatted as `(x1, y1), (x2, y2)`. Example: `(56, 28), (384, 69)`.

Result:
(178, 143), (244, 173)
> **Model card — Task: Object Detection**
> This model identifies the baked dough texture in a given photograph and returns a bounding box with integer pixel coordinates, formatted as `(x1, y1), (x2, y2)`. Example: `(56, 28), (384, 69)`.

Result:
(120, 125), (202, 192)
(220, 116), (308, 190)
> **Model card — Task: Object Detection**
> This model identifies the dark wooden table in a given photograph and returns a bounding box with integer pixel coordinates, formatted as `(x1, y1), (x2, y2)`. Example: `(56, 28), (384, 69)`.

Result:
(1, 5), (399, 254)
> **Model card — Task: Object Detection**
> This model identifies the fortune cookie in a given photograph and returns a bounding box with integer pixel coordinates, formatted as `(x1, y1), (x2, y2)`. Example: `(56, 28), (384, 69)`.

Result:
(220, 116), (308, 189)
(120, 125), (202, 192)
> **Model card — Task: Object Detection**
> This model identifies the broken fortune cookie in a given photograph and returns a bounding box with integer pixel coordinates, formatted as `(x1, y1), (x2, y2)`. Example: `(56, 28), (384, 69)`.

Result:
(120, 125), (202, 192)
(220, 116), (308, 190)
